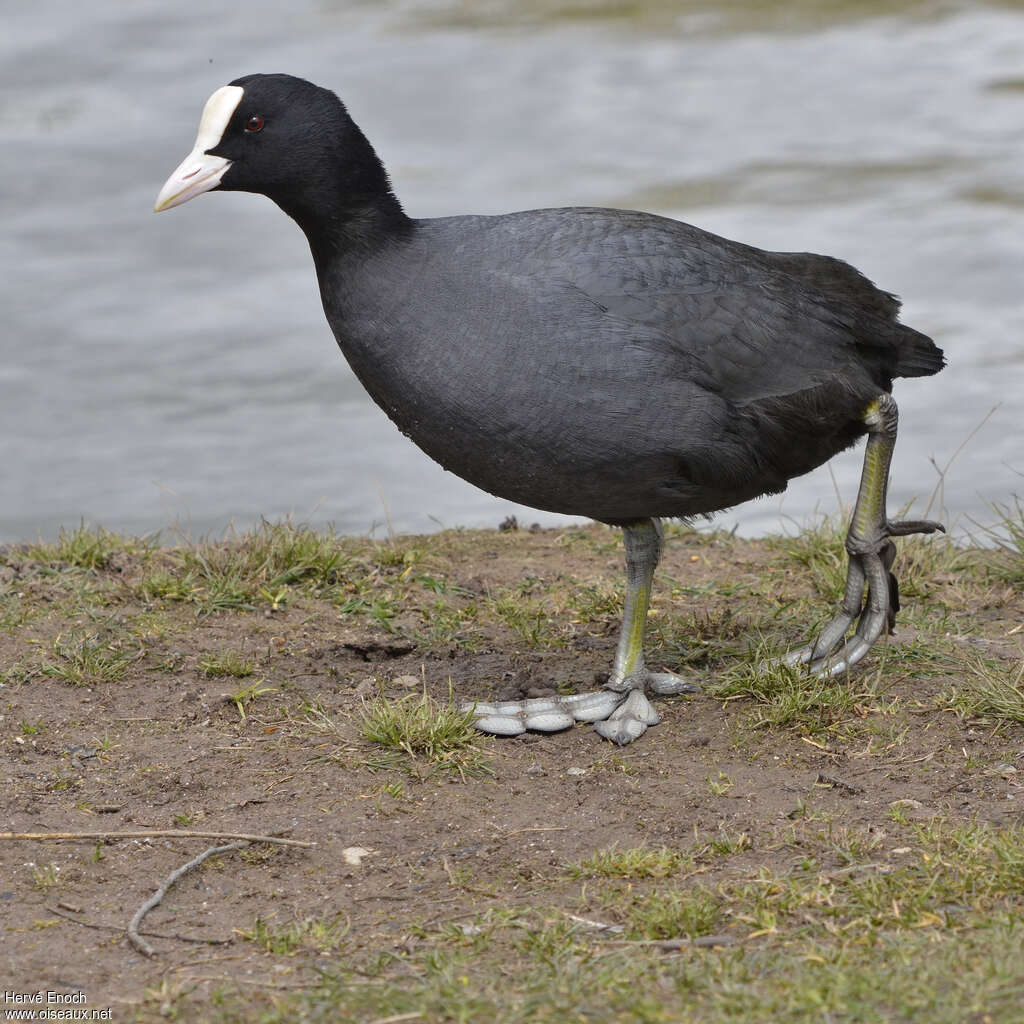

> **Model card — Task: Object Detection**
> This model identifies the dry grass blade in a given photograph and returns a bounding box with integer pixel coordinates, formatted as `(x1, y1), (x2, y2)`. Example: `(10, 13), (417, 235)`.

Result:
(952, 656), (1024, 724)
(988, 497), (1024, 589)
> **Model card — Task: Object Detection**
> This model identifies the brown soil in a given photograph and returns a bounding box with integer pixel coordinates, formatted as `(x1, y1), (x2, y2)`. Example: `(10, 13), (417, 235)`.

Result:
(1, 523), (1021, 1019)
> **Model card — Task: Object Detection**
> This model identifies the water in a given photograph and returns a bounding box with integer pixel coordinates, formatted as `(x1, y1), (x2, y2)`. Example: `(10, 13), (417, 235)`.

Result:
(2, 0), (1022, 542)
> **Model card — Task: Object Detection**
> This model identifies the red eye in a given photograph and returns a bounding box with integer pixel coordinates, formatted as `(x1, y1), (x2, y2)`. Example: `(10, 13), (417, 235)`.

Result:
(245, 115), (265, 133)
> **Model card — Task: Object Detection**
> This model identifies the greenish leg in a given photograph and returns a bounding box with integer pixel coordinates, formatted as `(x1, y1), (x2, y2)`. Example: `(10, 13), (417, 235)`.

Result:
(464, 517), (698, 745)
(592, 519), (697, 743)
(607, 518), (662, 689)
(784, 394), (944, 676)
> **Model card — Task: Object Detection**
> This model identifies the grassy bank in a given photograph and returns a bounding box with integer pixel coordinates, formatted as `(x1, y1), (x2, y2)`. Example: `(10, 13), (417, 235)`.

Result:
(1, 516), (1022, 1022)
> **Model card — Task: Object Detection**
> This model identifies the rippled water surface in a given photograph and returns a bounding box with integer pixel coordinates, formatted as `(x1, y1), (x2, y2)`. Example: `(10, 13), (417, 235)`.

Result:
(2, 0), (1022, 541)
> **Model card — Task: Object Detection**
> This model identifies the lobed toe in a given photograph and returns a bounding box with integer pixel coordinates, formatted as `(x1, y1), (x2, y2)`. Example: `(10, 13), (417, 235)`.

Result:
(647, 671), (701, 696)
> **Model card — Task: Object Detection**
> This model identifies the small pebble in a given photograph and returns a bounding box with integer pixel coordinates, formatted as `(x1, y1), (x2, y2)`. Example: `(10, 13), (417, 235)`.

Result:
(342, 846), (374, 866)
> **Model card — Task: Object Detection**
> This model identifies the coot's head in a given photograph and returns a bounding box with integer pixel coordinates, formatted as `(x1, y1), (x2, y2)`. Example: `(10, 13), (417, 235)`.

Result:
(155, 74), (398, 232)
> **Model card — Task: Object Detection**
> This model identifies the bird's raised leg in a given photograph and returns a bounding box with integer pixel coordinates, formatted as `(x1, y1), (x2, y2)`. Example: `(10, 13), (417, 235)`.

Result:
(464, 518), (699, 744)
(783, 394), (944, 677)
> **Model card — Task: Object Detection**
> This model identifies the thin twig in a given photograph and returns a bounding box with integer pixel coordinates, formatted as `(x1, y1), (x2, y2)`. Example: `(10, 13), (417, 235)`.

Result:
(441, 856), (459, 888)
(129, 843), (246, 956)
(0, 829), (313, 848)
(564, 913), (624, 933)
(167, 953), (248, 971)
(47, 904), (233, 945)
(801, 736), (840, 755)
(815, 772), (865, 795)
(609, 934), (739, 950)
(852, 749), (938, 774)
(820, 861), (890, 879)
(497, 826), (569, 838)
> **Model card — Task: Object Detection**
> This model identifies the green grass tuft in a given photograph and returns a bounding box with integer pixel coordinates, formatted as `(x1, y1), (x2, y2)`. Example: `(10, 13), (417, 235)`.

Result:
(568, 845), (691, 880)
(0, 589), (36, 631)
(773, 514), (849, 599)
(948, 655), (1024, 724)
(136, 521), (359, 614)
(710, 656), (866, 731)
(225, 680), (277, 722)
(359, 689), (491, 775)
(413, 597), (483, 650)
(40, 631), (141, 687)
(198, 650), (257, 678)
(239, 914), (350, 955)
(566, 580), (623, 623)
(987, 497), (1024, 589)
(26, 524), (151, 570)
(490, 592), (565, 648)
(619, 888), (723, 940)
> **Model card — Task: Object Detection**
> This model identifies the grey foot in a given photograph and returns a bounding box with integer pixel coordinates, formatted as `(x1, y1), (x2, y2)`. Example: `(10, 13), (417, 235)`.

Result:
(643, 671), (700, 697)
(462, 669), (699, 744)
(463, 690), (625, 736)
(594, 689), (661, 745)
(783, 517), (944, 678)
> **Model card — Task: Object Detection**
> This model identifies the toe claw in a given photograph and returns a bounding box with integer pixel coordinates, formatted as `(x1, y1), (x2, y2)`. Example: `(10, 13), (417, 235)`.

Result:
(779, 645), (813, 668)
(646, 671), (701, 696)
(808, 634), (875, 677)
(810, 612), (857, 663)
(594, 690), (659, 745)
(886, 518), (945, 537)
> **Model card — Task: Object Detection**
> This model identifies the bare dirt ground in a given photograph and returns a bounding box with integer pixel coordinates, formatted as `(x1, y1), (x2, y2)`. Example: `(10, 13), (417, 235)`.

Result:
(1, 521), (1022, 1022)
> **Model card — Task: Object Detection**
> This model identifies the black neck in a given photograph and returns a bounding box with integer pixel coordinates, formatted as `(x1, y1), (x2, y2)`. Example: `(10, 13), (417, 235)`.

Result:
(272, 119), (414, 267)
(285, 191), (412, 268)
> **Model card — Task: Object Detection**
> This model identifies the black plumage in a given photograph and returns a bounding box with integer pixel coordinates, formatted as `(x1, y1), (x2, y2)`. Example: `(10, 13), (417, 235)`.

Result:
(191, 74), (941, 525)
(157, 73), (944, 743)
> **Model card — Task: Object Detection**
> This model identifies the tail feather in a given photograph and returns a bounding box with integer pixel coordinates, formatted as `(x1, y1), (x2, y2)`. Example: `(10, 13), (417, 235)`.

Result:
(893, 324), (945, 378)
(771, 251), (901, 321)
(769, 250), (945, 381)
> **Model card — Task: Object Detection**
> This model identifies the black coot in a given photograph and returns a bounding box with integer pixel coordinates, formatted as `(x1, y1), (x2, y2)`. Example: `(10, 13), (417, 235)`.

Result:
(156, 74), (944, 744)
